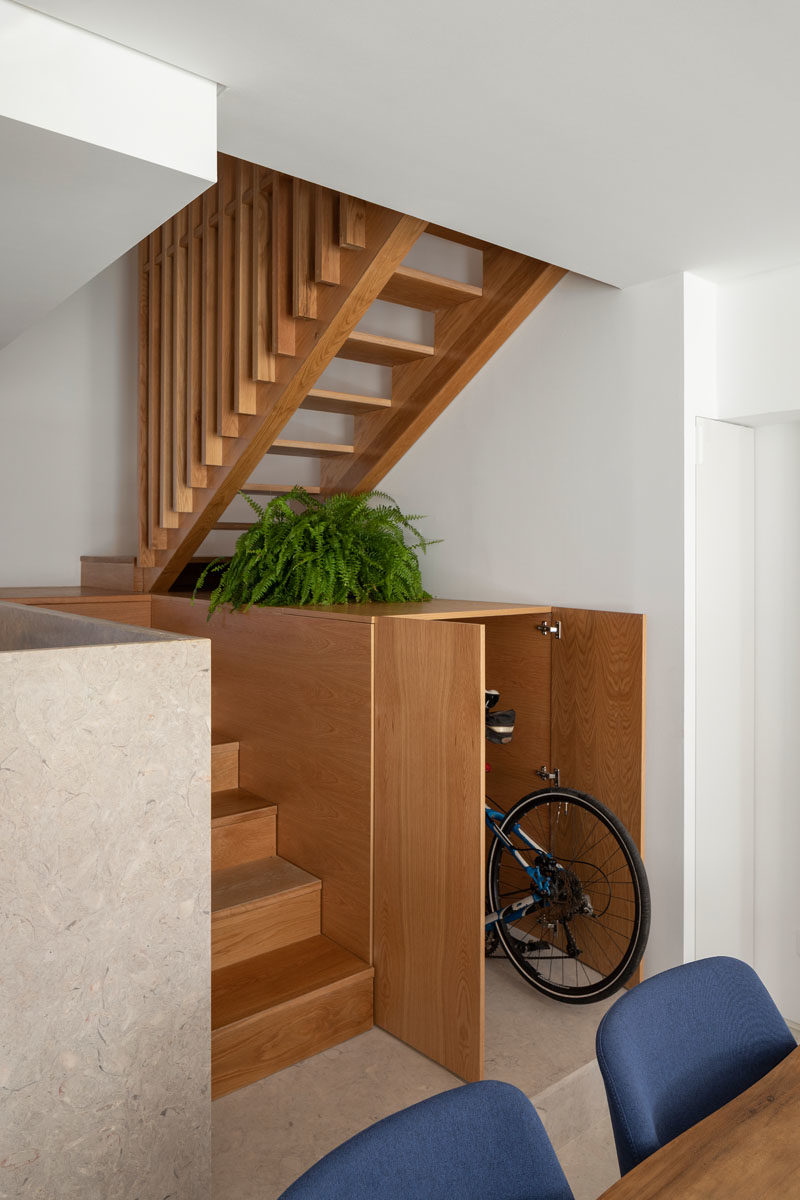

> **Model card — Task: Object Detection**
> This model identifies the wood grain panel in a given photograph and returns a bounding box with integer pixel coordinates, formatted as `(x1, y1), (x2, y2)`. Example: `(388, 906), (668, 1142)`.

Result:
(13, 598), (153, 627)
(339, 195), (366, 249)
(201, 188), (223, 466)
(211, 884), (320, 968)
(251, 166), (275, 381)
(550, 608), (645, 853)
(314, 187), (340, 285)
(146, 230), (167, 548)
(79, 557), (143, 593)
(598, 1048), (800, 1199)
(186, 196), (206, 488)
(466, 614), (552, 815)
(172, 205), (192, 511)
(152, 596), (374, 961)
(234, 160), (258, 415)
(270, 173), (295, 356)
(211, 961), (373, 1097)
(292, 178), (317, 319)
(373, 617), (485, 1081)
(137, 241), (155, 565)
(212, 806), (276, 871)
(217, 156), (238, 437)
(159, 218), (179, 527)
(212, 741), (239, 791)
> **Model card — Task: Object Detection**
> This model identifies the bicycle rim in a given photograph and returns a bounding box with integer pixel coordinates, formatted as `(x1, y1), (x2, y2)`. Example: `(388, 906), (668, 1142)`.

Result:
(487, 787), (650, 1003)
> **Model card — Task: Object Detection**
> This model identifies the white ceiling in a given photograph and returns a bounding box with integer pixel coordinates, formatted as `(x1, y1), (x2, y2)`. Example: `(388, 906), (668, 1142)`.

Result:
(18, 0), (800, 288)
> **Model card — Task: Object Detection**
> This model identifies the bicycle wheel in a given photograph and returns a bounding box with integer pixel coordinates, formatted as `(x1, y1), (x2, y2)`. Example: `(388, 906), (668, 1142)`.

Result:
(486, 787), (650, 1003)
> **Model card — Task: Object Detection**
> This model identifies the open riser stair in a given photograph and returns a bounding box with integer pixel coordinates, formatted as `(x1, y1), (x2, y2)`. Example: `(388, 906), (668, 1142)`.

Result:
(123, 152), (567, 595)
(210, 739), (373, 1098)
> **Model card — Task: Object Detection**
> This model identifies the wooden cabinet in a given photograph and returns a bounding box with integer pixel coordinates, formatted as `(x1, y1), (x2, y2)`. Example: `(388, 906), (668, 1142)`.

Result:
(149, 595), (645, 1083)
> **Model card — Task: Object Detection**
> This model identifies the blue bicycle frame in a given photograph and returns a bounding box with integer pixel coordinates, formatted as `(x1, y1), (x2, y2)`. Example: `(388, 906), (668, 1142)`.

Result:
(484, 801), (557, 930)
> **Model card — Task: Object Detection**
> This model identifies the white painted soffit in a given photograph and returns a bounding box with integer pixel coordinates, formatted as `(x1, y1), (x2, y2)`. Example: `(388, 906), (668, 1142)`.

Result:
(17, 0), (800, 289)
(0, 0), (217, 348)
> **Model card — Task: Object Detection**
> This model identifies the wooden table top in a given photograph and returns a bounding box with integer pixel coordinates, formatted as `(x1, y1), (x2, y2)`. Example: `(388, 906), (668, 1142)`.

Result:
(597, 1047), (800, 1198)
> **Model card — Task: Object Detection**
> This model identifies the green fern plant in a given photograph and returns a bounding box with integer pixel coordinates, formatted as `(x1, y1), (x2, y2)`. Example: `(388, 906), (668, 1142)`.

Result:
(195, 486), (440, 616)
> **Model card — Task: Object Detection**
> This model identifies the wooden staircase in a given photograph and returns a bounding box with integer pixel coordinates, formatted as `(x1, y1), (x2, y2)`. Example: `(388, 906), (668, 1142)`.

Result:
(210, 740), (373, 1097)
(132, 152), (567, 594)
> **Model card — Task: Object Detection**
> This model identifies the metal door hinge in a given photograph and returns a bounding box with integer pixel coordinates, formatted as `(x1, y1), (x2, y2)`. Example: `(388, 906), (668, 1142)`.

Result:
(536, 619), (561, 639)
(535, 765), (561, 787)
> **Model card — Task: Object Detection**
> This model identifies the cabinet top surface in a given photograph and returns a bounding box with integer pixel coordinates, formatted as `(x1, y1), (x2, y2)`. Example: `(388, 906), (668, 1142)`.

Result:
(253, 598), (551, 622)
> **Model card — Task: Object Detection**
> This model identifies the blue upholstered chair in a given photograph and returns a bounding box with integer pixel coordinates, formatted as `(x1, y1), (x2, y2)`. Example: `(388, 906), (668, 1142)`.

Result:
(596, 955), (796, 1175)
(277, 1080), (574, 1200)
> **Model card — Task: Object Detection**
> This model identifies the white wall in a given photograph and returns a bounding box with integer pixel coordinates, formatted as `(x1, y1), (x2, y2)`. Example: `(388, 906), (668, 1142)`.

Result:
(0, 251), (138, 586)
(717, 261), (800, 423)
(694, 418), (755, 962)
(753, 424), (800, 1023)
(383, 271), (688, 976)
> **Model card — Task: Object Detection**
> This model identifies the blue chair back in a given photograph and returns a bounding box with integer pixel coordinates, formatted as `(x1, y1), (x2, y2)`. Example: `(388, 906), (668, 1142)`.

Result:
(277, 1080), (574, 1200)
(596, 956), (796, 1175)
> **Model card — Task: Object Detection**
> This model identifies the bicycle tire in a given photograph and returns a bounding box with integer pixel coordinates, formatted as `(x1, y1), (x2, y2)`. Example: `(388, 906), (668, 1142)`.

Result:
(486, 787), (650, 1003)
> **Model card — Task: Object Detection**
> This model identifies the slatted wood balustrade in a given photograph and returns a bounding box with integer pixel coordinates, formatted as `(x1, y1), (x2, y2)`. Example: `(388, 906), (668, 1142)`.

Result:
(135, 153), (567, 593)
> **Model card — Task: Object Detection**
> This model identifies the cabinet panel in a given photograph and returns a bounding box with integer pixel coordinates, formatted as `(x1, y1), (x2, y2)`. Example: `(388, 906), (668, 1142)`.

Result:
(374, 617), (485, 1081)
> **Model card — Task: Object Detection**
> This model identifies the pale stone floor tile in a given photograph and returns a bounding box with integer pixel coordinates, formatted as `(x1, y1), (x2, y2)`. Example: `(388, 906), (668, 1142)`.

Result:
(556, 1112), (621, 1200)
(213, 957), (616, 1199)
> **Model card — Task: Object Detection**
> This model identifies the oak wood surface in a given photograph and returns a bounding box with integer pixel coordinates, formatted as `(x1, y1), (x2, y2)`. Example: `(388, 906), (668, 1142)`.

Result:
(211, 855), (318, 912)
(212, 804), (276, 872)
(338, 329), (435, 366)
(267, 438), (355, 458)
(212, 876), (320, 968)
(0, 593), (153, 627)
(292, 178), (317, 320)
(79, 557), (144, 593)
(315, 187), (340, 286)
(211, 741), (239, 791)
(301, 387), (391, 415)
(211, 788), (276, 825)
(373, 617), (485, 1081)
(212, 954), (373, 1097)
(152, 595), (374, 962)
(201, 188), (224, 466)
(597, 1048), (800, 1199)
(321, 255), (566, 494)
(379, 264), (482, 310)
(339, 195), (366, 249)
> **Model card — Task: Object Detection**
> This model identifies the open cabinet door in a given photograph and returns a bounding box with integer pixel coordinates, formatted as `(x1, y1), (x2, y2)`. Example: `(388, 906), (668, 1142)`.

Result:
(550, 608), (646, 983)
(373, 617), (485, 1081)
(550, 608), (646, 853)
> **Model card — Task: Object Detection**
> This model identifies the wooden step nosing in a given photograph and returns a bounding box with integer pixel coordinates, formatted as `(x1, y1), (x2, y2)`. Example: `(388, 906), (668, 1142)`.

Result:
(211, 804), (278, 830)
(211, 876), (321, 919)
(211, 961), (374, 1034)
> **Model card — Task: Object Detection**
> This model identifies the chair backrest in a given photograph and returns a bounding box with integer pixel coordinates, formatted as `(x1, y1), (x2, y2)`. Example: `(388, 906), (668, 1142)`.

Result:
(596, 956), (796, 1175)
(277, 1080), (574, 1200)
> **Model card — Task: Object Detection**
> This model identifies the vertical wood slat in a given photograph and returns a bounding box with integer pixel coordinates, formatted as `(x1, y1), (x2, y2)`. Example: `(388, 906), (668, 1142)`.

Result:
(339, 194), (366, 249)
(271, 173), (296, 356)
(315, 187), (340, 285)
(137, 240), (156, 566)
(172, 205), (192, 512)
(234, 160), (258, 414)
(187, 196), (207, 487)
(159, 218), (179, 528)
(201, 188), (223, 466)
(292, 178), (317, 319)
(252, 164), (275, 381)
(217, 156), (238, 436)
(147, 230), (167, 548)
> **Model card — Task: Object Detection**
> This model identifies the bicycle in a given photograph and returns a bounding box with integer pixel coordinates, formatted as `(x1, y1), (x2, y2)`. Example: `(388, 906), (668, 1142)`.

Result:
(483, 690), (650, 1004)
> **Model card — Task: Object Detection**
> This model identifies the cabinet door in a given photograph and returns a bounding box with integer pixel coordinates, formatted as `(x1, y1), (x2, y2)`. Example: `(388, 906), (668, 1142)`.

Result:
(373, 617), (485, 1081)
(550, 607), (646, 981)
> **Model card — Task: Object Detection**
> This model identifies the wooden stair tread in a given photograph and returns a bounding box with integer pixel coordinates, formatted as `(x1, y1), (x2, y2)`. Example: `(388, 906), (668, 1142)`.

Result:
(212, 934), (373, 1029)
(338, 330), (435, 366)
(211, 740), (239, 792)
(212, 788), (277, 827)
(301, 388), (391, 415)
(212, 856), (319, 914)
(380, 265), (482, 310)
(240, 483), (322, 494)
(267, 439), (355, 457)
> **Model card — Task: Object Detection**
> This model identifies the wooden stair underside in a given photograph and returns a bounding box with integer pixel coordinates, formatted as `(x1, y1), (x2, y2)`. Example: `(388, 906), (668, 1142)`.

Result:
(135, 151), (567, 593)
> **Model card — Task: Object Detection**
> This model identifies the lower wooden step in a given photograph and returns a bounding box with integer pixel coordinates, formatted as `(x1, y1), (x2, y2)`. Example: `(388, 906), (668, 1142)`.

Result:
(212, 935), (374, 1097)
(212, 789), (277, 871)
(212, 741), (239, 791)
(212, 856), (321, 969)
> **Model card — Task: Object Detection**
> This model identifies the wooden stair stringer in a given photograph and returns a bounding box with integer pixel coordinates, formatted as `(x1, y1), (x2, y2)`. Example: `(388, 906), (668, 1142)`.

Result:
(320, 252), (568, 495)
(141, 203), (426, 593)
